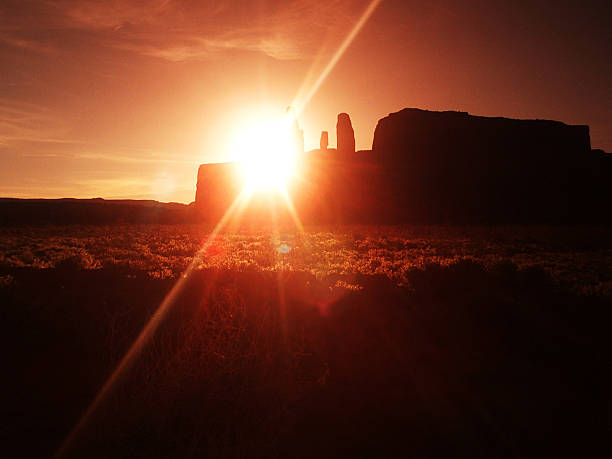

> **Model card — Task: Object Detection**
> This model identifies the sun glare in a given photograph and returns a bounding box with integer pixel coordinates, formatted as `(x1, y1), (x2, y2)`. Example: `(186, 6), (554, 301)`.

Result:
(233, 116), (299, 192)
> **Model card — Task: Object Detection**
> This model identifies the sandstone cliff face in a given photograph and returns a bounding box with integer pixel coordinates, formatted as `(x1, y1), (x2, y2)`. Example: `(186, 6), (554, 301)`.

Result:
(195, 162), (242, 219)
(336, 113), (355, 154)
(370, 108), (600, 222)
(372, 108), (590, 156)
(320, 131), (329, 151)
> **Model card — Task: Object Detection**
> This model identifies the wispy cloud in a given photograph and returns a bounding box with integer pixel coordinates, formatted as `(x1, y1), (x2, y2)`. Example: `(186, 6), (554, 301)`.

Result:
(0, 0), (370, 61)
(0, 99), (72, 146)
(59, 0), (174, 30)
(0, 33), (57, 54)
(76, 151), (196, 165)
(125, 34), (301, 62)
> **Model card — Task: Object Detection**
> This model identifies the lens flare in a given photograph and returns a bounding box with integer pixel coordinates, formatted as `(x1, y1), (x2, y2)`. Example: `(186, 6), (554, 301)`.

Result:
(234, 117), (298, 192)
(55, 1), (384, 455)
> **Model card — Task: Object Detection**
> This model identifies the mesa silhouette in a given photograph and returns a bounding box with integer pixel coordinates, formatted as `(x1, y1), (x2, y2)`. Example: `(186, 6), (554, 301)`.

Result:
(196, 108), (611, 224)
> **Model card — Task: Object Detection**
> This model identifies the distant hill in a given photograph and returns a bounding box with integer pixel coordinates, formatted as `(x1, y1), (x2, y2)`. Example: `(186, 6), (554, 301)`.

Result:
(0, 198), (195, 226)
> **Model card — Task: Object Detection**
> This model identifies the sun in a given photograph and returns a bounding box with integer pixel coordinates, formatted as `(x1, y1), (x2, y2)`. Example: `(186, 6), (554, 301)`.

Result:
(233, 114), (301, 192)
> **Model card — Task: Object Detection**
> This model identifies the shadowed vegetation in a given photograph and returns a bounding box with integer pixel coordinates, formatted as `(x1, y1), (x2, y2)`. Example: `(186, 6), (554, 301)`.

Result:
(1, 224), (611, 294)
(0, 249), (608, 457)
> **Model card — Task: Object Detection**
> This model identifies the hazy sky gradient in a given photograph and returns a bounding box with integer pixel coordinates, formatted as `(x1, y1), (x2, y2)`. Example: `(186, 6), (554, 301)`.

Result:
(1, 0), (610, 202)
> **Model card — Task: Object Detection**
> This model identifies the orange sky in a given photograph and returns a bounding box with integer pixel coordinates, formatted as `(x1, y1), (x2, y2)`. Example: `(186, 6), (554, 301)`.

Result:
(1, 0), (611, 203)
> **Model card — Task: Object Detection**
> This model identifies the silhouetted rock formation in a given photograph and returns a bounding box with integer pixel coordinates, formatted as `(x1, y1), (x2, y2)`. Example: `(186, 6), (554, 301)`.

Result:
(372, 108), (591, 156)
(370, 108), (605, 223)
(195, 108), (611, 224)
(336, 113), (355, 154)
(320, 131), (328, 151)
(195, 163), (242, 220)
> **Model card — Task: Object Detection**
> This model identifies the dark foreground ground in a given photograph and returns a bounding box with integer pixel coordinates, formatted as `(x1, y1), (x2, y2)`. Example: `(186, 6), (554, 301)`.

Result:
(1, 257), (609, 458)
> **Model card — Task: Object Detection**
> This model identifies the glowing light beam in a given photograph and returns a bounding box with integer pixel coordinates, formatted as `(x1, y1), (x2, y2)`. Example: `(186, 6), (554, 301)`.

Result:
(292, 0), (384, 116)
(54, 3), (387, 454)
(280, 187), (305, 233)
(54, 189), (252, 459)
